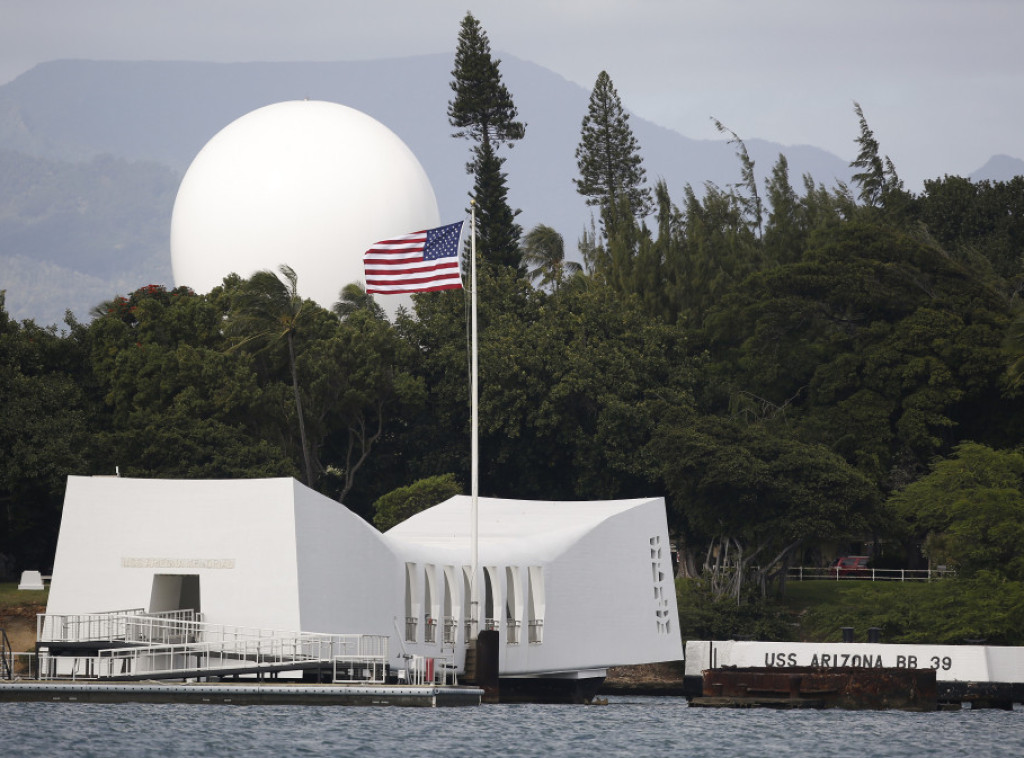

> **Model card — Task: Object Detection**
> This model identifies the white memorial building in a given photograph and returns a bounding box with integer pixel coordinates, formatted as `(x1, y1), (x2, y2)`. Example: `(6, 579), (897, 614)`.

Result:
(44, 476), (682, 697)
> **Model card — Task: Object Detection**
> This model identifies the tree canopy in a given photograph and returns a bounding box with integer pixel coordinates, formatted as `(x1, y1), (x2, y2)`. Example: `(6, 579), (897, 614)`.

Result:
(574, 70), (651, 234)
(448, 12), (526, 273)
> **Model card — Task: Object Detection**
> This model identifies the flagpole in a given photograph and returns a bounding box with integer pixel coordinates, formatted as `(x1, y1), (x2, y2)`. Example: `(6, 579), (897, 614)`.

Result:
(470, 200), (479, 641)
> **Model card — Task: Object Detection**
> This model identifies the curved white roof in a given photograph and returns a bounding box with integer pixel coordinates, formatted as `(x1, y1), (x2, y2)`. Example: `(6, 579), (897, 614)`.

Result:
(383, 495), (663, 562)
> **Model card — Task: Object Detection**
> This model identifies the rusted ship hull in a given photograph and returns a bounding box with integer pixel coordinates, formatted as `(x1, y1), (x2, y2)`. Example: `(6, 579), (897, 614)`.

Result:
(690, 666), (937, 711)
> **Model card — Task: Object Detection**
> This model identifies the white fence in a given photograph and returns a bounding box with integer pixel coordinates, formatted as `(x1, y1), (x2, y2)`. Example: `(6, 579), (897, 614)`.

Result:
(35, 611), (389, 683)
(37, 608), (149, 643)
(787, 566), (955, 582)
(404, 653), (458, 686)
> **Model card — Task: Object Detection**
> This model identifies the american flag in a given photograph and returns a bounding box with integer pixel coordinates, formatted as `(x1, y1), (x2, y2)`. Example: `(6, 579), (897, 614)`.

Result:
(363, 221), (465, 294)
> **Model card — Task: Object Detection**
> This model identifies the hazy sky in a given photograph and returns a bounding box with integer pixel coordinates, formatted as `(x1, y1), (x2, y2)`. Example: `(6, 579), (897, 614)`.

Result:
(3, 0), (1022, 189)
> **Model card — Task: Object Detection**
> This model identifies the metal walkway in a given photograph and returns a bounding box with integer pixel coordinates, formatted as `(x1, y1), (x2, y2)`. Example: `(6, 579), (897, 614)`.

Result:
(36, 610), (391, 683)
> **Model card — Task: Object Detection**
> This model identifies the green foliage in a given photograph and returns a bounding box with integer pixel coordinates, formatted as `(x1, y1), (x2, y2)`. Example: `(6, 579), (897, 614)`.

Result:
(469, 140), (524, 272)
(333, 282), (385, 321)
(650, 412), (879, 599)
(676, 578), (792, 642)
(226, 265), (319, 485)
(889, 442), (1024, 580)
(448, 12), (526, 273)
(796, 574), (1024, 645)
(82, 282), (297, 481)
(575, 71), (651, 233)
(850, 102), (905, 209)
(477, 276), (691, 499)
(520, 223), (582, 292)
(848, 102), (912, 223)
(372, 473), (462, 532)
(763, 155), (804, 265)
(0, 293), (90, 570)
(712, 120), (763, 239)
(447, 13), (525, 148)
(704, 222), (1012, 489)
(917, 175), (1024, 284)
(309, 309), (426, 507)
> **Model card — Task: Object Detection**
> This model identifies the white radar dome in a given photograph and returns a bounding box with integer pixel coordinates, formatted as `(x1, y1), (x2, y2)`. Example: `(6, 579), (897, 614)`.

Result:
(170, 100), (440, 315)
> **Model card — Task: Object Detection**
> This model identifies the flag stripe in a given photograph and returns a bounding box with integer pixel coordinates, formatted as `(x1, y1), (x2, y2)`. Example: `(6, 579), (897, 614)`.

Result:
(365, 270), (460, 283)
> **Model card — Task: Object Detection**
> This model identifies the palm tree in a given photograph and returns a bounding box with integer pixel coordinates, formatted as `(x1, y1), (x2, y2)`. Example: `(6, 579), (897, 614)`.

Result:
(332, 281), (385, 321)
(521, 224), (582, 293)
(227, 264), (315, 486)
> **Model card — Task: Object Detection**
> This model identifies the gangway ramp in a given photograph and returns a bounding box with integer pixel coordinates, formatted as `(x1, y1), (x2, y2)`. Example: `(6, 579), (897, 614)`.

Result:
(36, 611), (389, 683)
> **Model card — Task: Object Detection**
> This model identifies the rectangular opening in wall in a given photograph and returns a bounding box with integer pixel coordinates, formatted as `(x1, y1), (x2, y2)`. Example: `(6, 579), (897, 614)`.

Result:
(650, 535), (671, 635)
(149, 574), (200, 613)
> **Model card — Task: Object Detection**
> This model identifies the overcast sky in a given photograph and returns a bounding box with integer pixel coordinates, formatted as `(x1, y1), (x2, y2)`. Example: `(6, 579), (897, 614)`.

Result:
(4, 0), (1022, 190)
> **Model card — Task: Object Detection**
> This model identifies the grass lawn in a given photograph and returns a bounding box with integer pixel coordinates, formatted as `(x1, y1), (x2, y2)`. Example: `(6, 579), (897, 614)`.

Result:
(0, 582), (48, 609)
(779, 578), (977, 643)
(781, 579), (878, 609)
(1, 582), (48, 653)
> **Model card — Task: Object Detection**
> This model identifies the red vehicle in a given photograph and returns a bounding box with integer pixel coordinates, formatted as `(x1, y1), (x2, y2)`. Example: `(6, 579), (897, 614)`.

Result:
(833, 555), (870, 576)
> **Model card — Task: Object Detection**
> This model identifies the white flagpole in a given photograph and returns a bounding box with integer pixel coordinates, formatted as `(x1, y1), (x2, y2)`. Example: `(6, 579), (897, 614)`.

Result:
(470, 201), (479, 640)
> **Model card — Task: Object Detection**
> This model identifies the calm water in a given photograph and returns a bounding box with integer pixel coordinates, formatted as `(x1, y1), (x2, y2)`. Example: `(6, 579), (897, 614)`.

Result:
(2, 697), (1023, 757)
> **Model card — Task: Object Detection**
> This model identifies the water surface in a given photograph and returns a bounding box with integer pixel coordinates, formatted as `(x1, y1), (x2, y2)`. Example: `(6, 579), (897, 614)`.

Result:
(2, 696), (1022, 757)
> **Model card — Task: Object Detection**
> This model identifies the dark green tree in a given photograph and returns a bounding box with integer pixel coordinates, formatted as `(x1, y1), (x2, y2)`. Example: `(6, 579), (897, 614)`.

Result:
(574, 70), (652, 234)
(372, 473), (462, 531)
(671, 180), (760, 323)
(916, 175), (1024, 284)
(713, 119), (763, 239)
(521, 223), (582, 292)
(0, 293), (90, 571)
(850, 101), (906, 212)
(701, 222), (1013, 490)
(84, 283), (295, 481)
(333, 281), (385, 321)
(762, 154), (804, 265)
(305, 309), (425, 507)
(889, 442), (1024, 580)
(647, 411), (878, 600)
(448, 12), (526, 273)
(476, 276), (689, 500)
(226, 265), (317, 486)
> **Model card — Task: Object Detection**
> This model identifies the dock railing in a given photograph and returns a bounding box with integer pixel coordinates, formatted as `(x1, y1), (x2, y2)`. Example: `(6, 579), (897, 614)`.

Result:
(37, 608), (148, 644)
(35, 610), (389, 683)
(406, 653), (458, 686)
(88, 631), (388, 682)
(9, 651), (38, 679)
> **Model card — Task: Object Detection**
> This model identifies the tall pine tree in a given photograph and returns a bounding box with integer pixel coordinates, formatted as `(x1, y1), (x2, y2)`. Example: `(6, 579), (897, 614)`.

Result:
(448, 12), (526, 273)
(574, 71), (652, 236)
